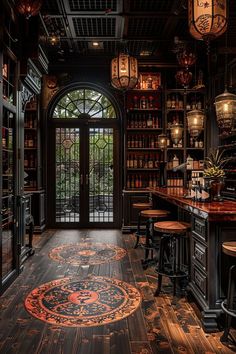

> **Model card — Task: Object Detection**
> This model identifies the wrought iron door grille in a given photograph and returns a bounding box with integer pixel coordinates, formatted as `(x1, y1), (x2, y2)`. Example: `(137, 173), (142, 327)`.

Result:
(89, 128), (113, 222)
(55, 128), (80, 222)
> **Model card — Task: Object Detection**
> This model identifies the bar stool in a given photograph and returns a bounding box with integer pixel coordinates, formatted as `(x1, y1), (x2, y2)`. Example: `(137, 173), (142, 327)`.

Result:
(140, 209), (170, 269)
(220, 241), (236, 343)
(132, 202), (152, 248)
(154, 221), (191, 296)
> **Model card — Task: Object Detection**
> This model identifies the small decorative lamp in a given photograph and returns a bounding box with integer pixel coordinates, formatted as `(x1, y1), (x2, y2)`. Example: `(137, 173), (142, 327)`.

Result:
(215, 89), (236, 133)
(177, 50), (196, 68)
(170, 123), (183, 145)
(158, 134), (168, 150)
(187, 109), (205, 138)
(188, 0), (227, 41)
(15, 0), (43, 19)
(111, 53), (138, 90)
(175, 69), (192, 88)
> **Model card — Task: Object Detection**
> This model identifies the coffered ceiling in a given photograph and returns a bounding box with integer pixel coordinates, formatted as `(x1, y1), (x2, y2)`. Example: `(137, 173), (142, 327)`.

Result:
(38, 0), (236, 66)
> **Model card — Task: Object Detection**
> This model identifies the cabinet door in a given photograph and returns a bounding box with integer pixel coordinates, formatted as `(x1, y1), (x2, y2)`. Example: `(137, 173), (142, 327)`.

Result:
(1, 107), (18, 291)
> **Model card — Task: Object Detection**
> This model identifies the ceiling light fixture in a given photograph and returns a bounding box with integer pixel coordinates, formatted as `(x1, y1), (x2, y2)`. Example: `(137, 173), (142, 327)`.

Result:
(188, 0), (227, 41)
(15, 0), (43, 19)
(111, 53), (138, 90)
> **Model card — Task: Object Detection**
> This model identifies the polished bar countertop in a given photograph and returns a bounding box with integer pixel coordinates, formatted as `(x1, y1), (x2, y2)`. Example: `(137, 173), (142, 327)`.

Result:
(150, 187), (236, 221)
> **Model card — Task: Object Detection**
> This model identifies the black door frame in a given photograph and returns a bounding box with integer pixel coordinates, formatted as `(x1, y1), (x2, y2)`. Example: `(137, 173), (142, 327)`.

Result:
(46, 84), (122, 229)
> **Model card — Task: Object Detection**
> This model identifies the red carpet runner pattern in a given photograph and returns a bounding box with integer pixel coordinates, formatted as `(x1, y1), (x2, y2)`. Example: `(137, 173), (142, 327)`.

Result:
(48, 242), (127, 265)
(25, 276), (141, 327)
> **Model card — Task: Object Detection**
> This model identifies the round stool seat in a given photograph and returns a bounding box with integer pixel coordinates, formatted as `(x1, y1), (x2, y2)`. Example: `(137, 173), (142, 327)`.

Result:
(222, 242), (236, 258)
(154, 221), (191, 234)
(140, 209), (169, 218)
(132, 202), (152, 210)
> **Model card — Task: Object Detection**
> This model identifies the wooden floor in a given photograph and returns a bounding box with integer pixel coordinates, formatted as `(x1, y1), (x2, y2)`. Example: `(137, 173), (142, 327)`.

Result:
(0, 229), (235, 354)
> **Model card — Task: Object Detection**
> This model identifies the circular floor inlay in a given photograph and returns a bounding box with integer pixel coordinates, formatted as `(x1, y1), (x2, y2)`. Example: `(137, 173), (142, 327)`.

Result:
(25, 276), (141, 327)
(48, 242), (127, 266)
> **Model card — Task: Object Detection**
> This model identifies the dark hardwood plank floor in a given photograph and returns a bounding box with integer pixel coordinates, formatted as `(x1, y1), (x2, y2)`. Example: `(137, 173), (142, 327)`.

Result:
(0, 229), (235, 354)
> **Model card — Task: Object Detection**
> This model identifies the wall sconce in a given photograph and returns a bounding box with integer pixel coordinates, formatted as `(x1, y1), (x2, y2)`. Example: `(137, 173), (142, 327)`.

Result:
(111, 53), (138, 90)
(188, 0), (227, 41)
(187, 109), (205, 138)
(15, 0), (43, 19)
(170, 123), (183, 145)
(215, 89), (236, 134)
(158, 134), (168, 149)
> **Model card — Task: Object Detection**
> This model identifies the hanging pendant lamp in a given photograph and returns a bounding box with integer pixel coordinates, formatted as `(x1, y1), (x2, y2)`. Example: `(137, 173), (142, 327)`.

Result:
(188, 0), (227, 41)
(15, 0), (43, 18)
(111, 53), (138, 90)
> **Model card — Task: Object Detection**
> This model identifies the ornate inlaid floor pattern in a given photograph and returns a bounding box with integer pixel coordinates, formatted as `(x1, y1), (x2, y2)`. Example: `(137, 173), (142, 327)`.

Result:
(25, 276), (141, 327)
(48, 242), (127, 265)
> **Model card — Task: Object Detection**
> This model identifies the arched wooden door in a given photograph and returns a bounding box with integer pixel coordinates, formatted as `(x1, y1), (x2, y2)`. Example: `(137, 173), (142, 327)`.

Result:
(47, 87), (121, 228)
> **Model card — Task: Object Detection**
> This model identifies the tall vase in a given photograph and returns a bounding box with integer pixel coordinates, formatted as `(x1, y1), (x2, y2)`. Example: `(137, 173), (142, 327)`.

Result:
(210, 177), (225, 202)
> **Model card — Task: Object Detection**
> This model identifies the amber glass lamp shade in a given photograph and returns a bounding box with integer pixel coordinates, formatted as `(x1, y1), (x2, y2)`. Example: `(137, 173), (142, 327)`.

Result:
(170, 123), (183, 145)
(188, 0), (227, 41)
(187, 109), (205, 138)
(177, 50), (196, 68)
(111, 53), (138, 90)
(158, 134), (168, 149)
(175, 69), (192, 88)
(15, 0), (43, 18)
(215, 89), (236, 133)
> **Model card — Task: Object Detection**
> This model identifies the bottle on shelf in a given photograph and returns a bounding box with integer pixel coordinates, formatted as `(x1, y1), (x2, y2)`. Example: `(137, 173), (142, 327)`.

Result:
(187, 154), (194, 170)
(147, 114), (153, 128)
(172, 154), (179, 168)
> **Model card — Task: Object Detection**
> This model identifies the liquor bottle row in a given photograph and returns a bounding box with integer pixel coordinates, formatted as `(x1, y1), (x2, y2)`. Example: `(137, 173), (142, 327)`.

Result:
(166, 93), (203, 110)
(131, 95), (160, 110)
(24, 152), (36, 168)
(2, 127), (13, 149)
(24, 113), (37, 128)
(127, 153), (160, 169)
(127, 114), (160, 129)
(127, 135), (160, 149)
(127, 173), (159, 189)
(167, 177), (184, 187)
(25, 134), (36, 148)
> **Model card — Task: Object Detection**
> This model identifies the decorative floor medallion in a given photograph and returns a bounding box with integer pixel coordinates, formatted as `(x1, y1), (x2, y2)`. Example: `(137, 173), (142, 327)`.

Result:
(48, 242), (126, 266)
(25, 276), (141, 327)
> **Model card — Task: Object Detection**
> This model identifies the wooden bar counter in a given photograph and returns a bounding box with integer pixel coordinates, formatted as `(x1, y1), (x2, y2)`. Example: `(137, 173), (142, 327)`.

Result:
(150, 187), (236, 332)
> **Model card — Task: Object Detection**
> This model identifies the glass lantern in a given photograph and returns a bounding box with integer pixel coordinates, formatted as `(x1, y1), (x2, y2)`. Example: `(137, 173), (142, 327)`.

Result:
(170, 123), (183, 145)
(111, 53), (138, 90)
(187, 109), (205, 139)
(215, 89), (236, 134)
(158, 134), (168, 149)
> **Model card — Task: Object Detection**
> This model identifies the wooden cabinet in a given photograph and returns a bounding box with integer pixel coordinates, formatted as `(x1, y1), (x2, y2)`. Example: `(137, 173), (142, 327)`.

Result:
(22, 63), (45, 233)
(0, 7), (19, 293)
(125, 83), (163, 190)
(122, 72), (162, 231)
(165, 89), (205, 189)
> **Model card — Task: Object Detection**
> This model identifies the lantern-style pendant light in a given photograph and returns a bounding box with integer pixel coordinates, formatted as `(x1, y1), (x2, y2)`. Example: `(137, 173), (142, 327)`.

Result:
(215, 89), (236, 133)
(170, 123), (183, 145)
(188, 0), (227, 41)
(187, 109), (205, 138)
(15, 0), (43, 18)
(111, 53), (138, 90)
(158, 134), (168, 150)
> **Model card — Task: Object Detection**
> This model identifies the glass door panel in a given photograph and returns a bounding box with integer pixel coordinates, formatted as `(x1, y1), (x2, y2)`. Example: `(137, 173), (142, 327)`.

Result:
(89, 128), (114, 223)
(1, 108), (16, 280)
(55, 128), (80, 223)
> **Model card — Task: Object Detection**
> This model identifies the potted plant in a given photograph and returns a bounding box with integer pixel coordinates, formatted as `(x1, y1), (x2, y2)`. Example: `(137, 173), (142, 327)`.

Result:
(203, 148), (230, 201)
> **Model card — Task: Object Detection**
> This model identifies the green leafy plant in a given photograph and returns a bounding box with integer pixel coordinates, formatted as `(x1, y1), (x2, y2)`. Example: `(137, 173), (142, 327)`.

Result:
(203, 148), (231, 178)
